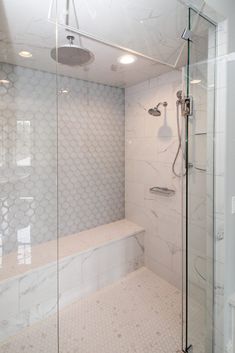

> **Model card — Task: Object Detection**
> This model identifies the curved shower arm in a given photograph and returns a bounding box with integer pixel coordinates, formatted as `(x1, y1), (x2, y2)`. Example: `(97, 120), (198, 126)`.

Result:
(156, 102), (168, 109)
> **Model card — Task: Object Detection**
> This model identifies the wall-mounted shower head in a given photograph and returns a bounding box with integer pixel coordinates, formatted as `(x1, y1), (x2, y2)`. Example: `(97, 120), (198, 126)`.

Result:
(148, 107), (161, 117)
(148, 102), (168, 117)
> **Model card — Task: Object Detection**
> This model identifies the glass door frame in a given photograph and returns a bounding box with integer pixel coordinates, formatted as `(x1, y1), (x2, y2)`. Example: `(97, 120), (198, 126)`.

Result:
(182, 7), (217, 353)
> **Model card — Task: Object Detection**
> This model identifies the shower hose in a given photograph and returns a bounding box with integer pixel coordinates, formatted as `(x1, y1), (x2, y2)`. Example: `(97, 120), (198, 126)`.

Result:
(172, 101), (186, 178)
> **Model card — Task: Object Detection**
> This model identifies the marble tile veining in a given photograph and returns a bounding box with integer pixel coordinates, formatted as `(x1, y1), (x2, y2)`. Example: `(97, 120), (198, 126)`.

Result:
(0, 220), (144, 342)
(125, 70), (183, 288)
(0, 219), (144, 281)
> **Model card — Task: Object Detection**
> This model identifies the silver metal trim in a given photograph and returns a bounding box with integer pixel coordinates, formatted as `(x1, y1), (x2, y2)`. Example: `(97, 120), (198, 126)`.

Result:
(184, 96), (193, 116)
(149, 187), (176, 196)
(181, 28), (193, 41)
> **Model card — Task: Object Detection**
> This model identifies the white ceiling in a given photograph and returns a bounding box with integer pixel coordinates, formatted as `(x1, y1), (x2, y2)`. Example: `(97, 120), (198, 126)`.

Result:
(0, 0), (189, 87)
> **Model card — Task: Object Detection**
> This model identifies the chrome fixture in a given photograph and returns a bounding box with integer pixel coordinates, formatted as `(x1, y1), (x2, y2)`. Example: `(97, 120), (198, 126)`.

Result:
(181, 27), (192, 41)
(172, 91), (193, 177)
(50, 0), (94, 66)
(172, 90), (186, 177)
(176, 89), (183, 102)
(149, 186), (175, 196)
(177, 90), (193, 117)
(148, 101), (168, 117)
(51, 35), (94, 66)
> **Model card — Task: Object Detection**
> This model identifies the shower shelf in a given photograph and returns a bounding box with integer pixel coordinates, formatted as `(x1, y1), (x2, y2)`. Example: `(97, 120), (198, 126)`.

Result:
(194, 166), (207, 172)
(149, 187), (175, 196)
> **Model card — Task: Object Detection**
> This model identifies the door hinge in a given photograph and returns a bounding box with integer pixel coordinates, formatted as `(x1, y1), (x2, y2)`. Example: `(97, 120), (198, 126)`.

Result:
(183, 344), (193, 353)
(183, 96), (193, 117)
(181, 28), (193, 41)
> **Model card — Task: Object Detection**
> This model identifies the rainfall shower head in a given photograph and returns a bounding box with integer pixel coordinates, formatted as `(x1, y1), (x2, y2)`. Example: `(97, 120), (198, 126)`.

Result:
(148, 102), (168, 117)
(51, 35), (94, 67)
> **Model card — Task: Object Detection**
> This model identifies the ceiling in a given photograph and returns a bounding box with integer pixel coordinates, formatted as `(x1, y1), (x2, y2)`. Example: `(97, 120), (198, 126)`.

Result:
(0, 0), (190, 87)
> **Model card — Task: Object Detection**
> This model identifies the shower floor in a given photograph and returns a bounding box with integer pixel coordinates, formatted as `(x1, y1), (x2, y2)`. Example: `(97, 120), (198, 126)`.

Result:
(0, 267), (182, 353)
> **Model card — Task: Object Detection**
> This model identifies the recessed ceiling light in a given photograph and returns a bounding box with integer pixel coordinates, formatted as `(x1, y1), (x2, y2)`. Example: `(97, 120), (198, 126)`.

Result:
(19, 51), (32, 58)
(190, 79), (201, 84)
(0, 79), (10, 84)
(118, 54), (137, 65)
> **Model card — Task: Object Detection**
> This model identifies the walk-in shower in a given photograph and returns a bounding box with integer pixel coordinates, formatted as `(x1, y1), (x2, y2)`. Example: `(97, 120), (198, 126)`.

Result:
(0, 1), (228, 353)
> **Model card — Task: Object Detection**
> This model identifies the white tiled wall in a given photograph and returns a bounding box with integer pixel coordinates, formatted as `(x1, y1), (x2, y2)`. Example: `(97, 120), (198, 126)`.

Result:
(0, 220), (144, 341)
(213, 20), (227, 353)
(125, 70), (183, 288)
(0, 63), (125, 255)
(58, 76), (125, 236)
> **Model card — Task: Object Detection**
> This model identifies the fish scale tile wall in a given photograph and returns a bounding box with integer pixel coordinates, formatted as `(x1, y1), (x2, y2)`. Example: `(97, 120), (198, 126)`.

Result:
(58, 76), (125, 236)
(0, 63), (125, 255)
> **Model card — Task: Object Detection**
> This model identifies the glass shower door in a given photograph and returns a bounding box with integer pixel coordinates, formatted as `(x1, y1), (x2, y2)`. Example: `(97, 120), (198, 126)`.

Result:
(0, 2), (59, 352)
(183, 8), (216, 353)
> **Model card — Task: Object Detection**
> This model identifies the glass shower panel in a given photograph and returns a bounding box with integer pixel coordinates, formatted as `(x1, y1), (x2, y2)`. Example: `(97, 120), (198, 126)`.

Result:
(184, 8), (216, 353)
(0, 1), (59, 352)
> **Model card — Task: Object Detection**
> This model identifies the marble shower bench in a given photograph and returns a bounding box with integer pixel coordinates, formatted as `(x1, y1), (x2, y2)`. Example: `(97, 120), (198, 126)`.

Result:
(0, 219), (145, 341)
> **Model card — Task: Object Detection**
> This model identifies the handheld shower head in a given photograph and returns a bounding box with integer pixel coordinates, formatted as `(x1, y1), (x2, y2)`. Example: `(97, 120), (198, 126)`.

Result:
(148, 102), (168, 117)
(176, 90), (183, 100)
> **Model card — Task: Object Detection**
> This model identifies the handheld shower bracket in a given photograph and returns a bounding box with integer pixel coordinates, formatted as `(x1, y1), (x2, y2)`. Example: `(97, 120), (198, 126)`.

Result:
(176, 91), (193, 117)
(182, 96), (193, 117)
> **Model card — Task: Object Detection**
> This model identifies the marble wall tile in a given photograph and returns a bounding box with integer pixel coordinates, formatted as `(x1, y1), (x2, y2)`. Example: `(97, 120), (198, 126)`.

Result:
(213, 20), (227, 353)
(0, 229), (144, 341)
(0, 278), (19, 320)
(125, 70), (183, 288)
(19, 263), (57, 311)
(146, 256), (182, 289)
(59, 255), (83, 294)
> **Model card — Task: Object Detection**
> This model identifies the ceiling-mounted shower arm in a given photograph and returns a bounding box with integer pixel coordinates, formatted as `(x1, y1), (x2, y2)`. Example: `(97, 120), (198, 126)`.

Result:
(48, 0), (82, 46)
(65, 0), (70, 26)
(58, 0), (80, 30)
(64, 0), (82, 47)
(67, 35), (75, 45)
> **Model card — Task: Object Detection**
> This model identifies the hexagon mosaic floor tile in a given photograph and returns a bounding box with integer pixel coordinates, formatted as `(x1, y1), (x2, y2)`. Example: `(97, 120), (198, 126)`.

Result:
(0, 268), (182, 353)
